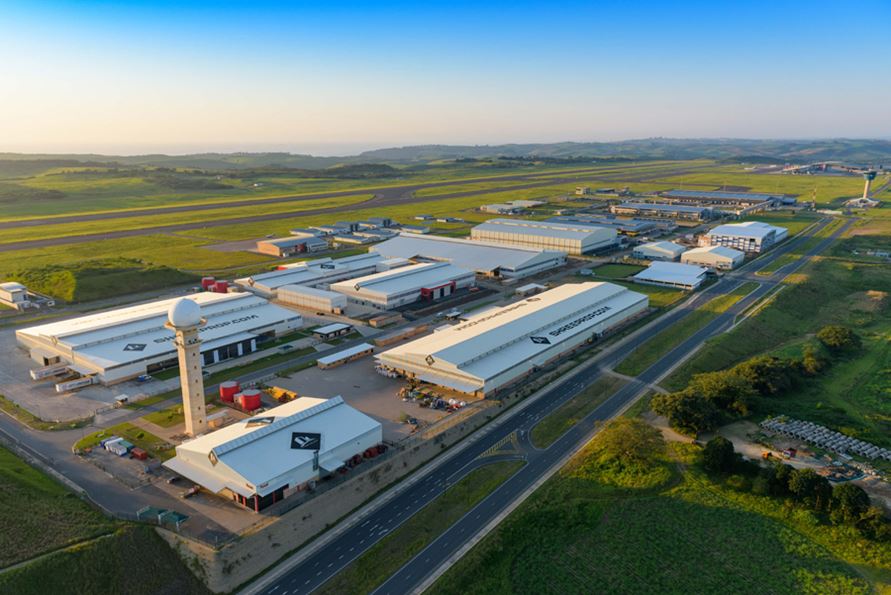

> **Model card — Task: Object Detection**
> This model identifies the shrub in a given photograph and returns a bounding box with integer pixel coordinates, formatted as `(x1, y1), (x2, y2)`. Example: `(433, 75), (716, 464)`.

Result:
(816, 325), (861, 353)
(702, 436), (737, 474)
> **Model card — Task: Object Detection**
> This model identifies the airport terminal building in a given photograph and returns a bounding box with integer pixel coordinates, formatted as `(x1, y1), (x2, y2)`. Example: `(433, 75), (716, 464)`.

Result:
(16, 292), (303, 385)
(372, 233), (567, 279)
(376, 282), (648, 395)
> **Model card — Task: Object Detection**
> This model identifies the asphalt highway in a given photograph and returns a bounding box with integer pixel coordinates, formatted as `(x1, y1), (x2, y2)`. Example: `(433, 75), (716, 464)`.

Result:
(248, 217), (848, 595)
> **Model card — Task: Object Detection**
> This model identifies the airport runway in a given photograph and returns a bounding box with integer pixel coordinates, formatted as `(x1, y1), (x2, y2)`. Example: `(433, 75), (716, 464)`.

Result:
(247, 217), (848, 595)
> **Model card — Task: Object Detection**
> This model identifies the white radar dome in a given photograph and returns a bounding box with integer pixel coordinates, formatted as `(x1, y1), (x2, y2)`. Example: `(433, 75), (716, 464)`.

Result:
(168, 298), (202, 328)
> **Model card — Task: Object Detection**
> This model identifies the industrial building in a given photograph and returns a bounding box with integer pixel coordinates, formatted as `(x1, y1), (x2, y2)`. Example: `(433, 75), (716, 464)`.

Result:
(470, 218), (617, 255)
(681, 246), (745, 270)
(372, 233), (566, 279)
(276, 285), (347, 314)
(658, 190), (792, 214)
(163, 396), (383, 512)
(632, 261), (708, 290)
(480, 203), (524, 215)
(330, 262), (475, 309)
(16, 292), (303, 385)
(0, 282), (29, 310)
(548, 214), (658, 236)
(235, 253), (399, 297)
(610, 202), (713, 222)
(376, 282), (648, 395)
(632, 241), (685, 261)
(256, 236), (328, 257)
(703, 221), (789, 253)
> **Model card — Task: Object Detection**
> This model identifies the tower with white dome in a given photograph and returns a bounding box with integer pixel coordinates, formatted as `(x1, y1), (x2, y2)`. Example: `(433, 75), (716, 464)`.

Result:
(165, 297), (207, 437)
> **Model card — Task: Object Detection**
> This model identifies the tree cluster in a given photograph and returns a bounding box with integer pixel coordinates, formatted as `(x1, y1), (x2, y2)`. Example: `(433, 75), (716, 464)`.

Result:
(701, 437), (889, 541)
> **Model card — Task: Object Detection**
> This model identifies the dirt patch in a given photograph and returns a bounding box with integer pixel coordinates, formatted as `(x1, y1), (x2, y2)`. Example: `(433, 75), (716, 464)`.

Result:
(641, 411), (694, 444)
(847, 290), (888, 313)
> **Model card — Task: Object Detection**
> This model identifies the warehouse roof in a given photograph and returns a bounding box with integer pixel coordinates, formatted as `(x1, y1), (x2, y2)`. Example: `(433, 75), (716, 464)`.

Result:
(17, 293), (300, 370)
(636, 241), (685, 256)
(164, 396), (380, 497)
(259, 237), (316, 248)
(317, 343), (374, 366)
(617, 202), (711, 214)
(314, 322), (352, 335)
(237, 253), (386, 292)
(633, 262), (707, 287)
(373, 233), (565, 274)
(683, 246), (744, 259)
(662, 190), (782, 202)
(0, 282), (26, 291)
(379, 283), (647, 383)
(473, 218), (613, 242)
(331, 262), (471, 298)
(707, 221), (783, 239)
(278, 285), (345, 300)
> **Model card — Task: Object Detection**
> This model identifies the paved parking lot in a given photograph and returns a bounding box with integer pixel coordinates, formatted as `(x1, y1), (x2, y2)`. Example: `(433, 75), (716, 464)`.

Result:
(273, 357), (447, 441)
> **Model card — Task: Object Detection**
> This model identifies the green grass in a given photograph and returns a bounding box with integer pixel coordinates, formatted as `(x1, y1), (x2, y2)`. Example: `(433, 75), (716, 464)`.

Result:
(615, 282), (759, 377)
(531, 376), (627, 448)
(0, 525), (210, 594)
(431, 436), (888, 594)
(316, 460), (524, 595)
(654, 171), (866, 205)
(0, 445), (115, 568)
(666, 256), (891, 447)
(609, 280), (685, 308)
(590, 263), (645, 278)
(73, 422), (175, 460)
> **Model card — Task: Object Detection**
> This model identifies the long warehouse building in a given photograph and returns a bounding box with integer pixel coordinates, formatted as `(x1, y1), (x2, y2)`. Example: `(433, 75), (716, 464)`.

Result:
(164, 396), (382, 512)
(16, 292), (303, 385)
(470, 218), (617, 255)
(372, 233), (566, 279)
(376, 282), (648, 395)
(331, 261), (475, 309)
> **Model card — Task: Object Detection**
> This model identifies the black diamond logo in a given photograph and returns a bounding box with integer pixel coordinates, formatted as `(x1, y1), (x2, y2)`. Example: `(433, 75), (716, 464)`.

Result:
(530, 336), (551, 345)
(291, 432), (321, 450)
(425, 355), (435, 365)
(123, 343), (147, 352)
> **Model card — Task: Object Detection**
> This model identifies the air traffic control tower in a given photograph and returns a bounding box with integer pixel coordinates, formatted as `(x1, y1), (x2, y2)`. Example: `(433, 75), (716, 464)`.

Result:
(166, 298), (207, 437)
(863, 171), (877, 199)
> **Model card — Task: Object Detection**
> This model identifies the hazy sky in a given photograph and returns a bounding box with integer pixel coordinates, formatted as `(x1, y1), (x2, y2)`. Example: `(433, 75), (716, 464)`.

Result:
(1, 0), (890, 155)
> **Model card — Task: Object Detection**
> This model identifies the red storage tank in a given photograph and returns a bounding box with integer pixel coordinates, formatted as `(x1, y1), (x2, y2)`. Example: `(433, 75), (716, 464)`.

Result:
(219, 381), (240, 402)
(213, 280), (229, 293)
(239, 389), (262, 411)
(201, 276), (216, 290)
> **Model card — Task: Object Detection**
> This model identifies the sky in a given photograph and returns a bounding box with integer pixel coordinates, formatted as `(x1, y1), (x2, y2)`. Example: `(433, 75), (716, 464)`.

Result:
(1, 0), (890, 155)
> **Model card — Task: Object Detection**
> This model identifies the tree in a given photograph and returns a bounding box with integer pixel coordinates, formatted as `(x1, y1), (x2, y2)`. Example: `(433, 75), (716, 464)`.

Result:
(816, 325), (861, 353)
(592, 418), (664, 465)
(733, 355), (795, 396)
(702, 436), (737, 474)
(788, 469), (833, 512)
(856, 506), (891, 541)
(685, 371), (757, 416)
(800, 344), (826, 376)
(651, 391), (720, 437)
(830, 483), (871, 525)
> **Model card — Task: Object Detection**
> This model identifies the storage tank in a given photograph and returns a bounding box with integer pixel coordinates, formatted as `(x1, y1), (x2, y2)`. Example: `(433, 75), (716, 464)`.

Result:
(219, 381), (240, 402)
(239, 389), (262, 411)
(213, 280), (229, 293)
(201, 276), (216, 290)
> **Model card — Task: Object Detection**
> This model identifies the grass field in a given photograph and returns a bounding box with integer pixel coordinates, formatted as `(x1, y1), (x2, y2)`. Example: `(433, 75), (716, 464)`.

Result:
(431, 431), (888, 594)
(615, 282), (759, 377)
(316, 460), (523, 595)
(665, 257), (891, 447)
(609, 280), (685, 309)
(531, 376), (627, 448)
(0, 445), (115, 568)
(653, 171), (865, 205)
(0, 525), (210, 594)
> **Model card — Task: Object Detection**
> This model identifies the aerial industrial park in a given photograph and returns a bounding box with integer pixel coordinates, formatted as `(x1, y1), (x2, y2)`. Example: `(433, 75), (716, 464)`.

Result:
(1, 2), (890, 594)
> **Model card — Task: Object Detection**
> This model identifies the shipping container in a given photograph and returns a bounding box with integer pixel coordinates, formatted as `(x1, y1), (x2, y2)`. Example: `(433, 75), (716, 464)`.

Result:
(201, 277), (216, 290)
(213, 280), (229, 293)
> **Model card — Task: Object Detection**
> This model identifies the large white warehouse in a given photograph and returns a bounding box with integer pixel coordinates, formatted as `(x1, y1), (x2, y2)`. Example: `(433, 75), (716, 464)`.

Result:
(372, 233), (566, 279)
(376, 282), (648, 395)
(470, 218), (617, 255)
(164, 396), (382, 511)
(16, 292), (303, 385)
(681, 246), (745, 270)
(235, 253), (397, 297)
(632, 241), (685, 261)
(632, 261), (708, 290)
(331, 261), (475, 309)
(276, 285), (348, 313)
(703, 221), (788, 253)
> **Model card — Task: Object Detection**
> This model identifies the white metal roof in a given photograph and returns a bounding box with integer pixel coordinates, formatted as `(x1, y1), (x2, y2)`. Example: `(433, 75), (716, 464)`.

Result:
(278, 284), (346, 301)
(165, 396), (381, 497)
(17, 292), (301, 370)
(707, 221), (785, 240)
(317, 342), (374, 365)
(473, 218), (614, 242)
(314, 322), (352, 335)
(330, 262), (472, 298)
(633, 262), (707, 287)
(636, 241), (685, 257)
(0, 282), (26, 292)
(372, 233), (565, 274)
(378, 283), (647, 383)
(237, 253), (385, 293)
(682, 246), (745, 260)
(516, 283), (547, 292)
